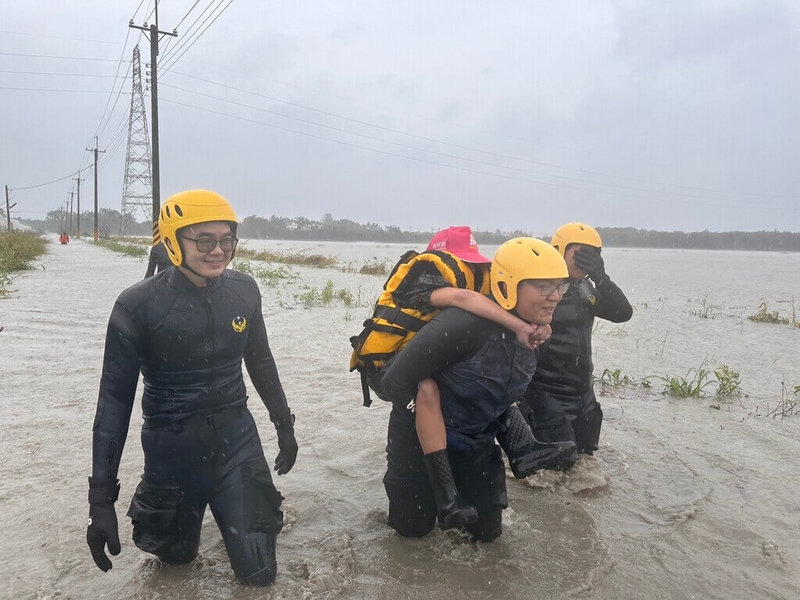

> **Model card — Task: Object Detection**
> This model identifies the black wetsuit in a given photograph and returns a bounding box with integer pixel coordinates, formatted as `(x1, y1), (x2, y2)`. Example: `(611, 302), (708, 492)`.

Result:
(144, 243), (173, 278)
(380, 306), (538, 542)
(92, 267), (290, 584)
(520, 275), (632, 455)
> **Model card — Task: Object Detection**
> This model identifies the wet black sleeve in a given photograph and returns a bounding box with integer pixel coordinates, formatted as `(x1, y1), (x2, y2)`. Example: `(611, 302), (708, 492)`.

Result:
(381, 308), (488, 410)
(592, 276), (633, 323)
(243, 297), (291, 427)
(144, 249), (157, 278)
(92, 300), (143, 481)
(392, 262), (453, 312)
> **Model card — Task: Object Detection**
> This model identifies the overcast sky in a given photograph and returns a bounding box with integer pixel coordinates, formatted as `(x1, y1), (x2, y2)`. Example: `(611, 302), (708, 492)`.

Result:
(2, 1), (798, 234)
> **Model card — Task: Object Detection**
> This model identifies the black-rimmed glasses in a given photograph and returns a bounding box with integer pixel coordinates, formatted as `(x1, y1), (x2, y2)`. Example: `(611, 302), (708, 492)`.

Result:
(181, 235), (238, 253)
(525, 280), (571, 297)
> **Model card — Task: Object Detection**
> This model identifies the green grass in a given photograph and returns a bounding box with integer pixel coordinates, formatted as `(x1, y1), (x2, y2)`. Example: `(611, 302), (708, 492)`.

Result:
(236, 247), (338, 268)
(94, 238), (149, 258)
(232, 258), (299, 287)
(297, 280), (356, 308)
(0, 232), (48, 298)
(646, 363), (743, 398)
(599, 368), (635, 387)
(645, 368), (714, 398)
(714, 365), (742, 397)
(113, 236), (151, 246)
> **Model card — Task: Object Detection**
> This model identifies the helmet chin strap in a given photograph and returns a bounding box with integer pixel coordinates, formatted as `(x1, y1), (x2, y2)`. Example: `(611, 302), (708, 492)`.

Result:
(175, 237), (215, 286)
(178, 263), (213, 286)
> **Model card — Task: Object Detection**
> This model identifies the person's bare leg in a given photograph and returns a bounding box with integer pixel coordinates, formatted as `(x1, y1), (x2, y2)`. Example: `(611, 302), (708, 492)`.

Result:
(415, 378), (446, 455)
(415, 378), (478, 530)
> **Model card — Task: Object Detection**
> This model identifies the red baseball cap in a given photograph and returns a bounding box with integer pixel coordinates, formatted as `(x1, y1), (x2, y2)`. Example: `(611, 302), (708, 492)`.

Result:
(426, 226), (491, 263)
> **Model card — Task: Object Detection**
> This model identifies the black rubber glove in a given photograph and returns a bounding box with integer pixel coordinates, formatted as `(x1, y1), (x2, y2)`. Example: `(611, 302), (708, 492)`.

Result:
(573, 246), (606, 282)
(274, 414), (298, 475)
(86, 478), (121, 572)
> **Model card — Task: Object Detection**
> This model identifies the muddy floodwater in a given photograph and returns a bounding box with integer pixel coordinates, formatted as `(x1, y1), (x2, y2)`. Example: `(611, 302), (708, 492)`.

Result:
(1, 236), (799, 599)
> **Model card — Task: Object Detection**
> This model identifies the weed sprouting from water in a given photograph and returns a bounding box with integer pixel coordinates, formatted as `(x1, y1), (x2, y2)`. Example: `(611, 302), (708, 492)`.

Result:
(763, 382), (800, 420)
(336, 288), (355, 307)
(297, 280), (357, 308)
(748, 301), (789, 325)
(690, 295), (719, 319)
(714, 365), (742, 397)
(646, 368), (715, 398)
(599, 368), (634, 387)
(233, 258), (298, 287)
(647, 363), (744, 399)
(358, 257), (390, 275)
(236, 247), (338, 269)
(94, 238), (149, 258)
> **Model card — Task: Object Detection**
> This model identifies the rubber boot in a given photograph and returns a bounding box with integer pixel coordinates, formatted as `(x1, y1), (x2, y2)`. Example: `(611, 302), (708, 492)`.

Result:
(423, 450), (479, 530)
(497, 406), (578, 477)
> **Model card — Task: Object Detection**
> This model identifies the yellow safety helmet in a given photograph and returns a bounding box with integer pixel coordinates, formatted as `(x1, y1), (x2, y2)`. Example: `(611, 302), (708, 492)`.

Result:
(551, 222), (602, 257)
(159, 189), (238, 267)
(491, 237), (568, 310)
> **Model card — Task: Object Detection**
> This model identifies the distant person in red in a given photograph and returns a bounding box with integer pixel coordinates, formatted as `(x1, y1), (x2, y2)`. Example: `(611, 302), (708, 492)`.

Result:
(59, 232), (70, 245)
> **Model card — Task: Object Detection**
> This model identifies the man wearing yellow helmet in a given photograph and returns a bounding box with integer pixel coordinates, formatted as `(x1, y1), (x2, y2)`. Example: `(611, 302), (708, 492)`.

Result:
(86, 190), (297, 586)
(351, 226), (554, 531)
(378, 238), (577, 541)
(519, 222), (632, 464)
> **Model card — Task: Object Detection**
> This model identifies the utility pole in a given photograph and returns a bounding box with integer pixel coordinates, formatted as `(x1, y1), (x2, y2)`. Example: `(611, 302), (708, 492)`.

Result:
(73, 175), (83, 238)
(5, 185), (14, 232)
(86, 136), (106, 241)
(130, 1), (177, 246)
(68, 191), (74, 233)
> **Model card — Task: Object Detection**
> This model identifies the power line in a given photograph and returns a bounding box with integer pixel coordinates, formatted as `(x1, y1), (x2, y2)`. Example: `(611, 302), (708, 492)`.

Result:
(0, 51), (123, 62)
(0, 87), (114, 93)
(130, 0), (148, 22)
(164, 71), (791, 204)
(159, 0), (204, 57)
(0, 69), (120, 78)
(0, 30), (122, 46)
(159, 0), (221, 64)
(9, 165), (93, 192)
(95, 58), (134, 140)
(174, 0), (204, 30)
(159, 0), (233, 74)
(159, 95), (790, 212)
(92, 27), (137, 141)
(159, 82), (789, 207)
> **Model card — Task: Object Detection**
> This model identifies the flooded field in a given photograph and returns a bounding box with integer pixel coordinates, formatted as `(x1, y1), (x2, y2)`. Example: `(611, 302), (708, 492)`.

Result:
(1, 236), (798, 599)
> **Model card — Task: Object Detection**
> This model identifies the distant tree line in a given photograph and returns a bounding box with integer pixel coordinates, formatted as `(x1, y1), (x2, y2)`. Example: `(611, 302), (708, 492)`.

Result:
(596, 227), (800, 252)
(236, 215), (800, 251)
(237, 213), (531, 244)
(20, 208), (151, 237)
(18, 210), (800, 251)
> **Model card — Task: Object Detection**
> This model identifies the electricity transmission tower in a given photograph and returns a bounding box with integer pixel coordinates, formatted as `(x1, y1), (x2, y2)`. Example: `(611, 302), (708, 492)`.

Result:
(120, 44), (153, 236)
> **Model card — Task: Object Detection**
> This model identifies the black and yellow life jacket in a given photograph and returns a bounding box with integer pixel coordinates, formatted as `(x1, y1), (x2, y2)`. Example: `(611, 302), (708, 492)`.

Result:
(349, 249), (491, 406)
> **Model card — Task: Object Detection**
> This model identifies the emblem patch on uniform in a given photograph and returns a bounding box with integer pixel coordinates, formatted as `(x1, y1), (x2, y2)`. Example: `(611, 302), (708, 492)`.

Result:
(232, 316), (247, 332)
(589, 295), (598, 306)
